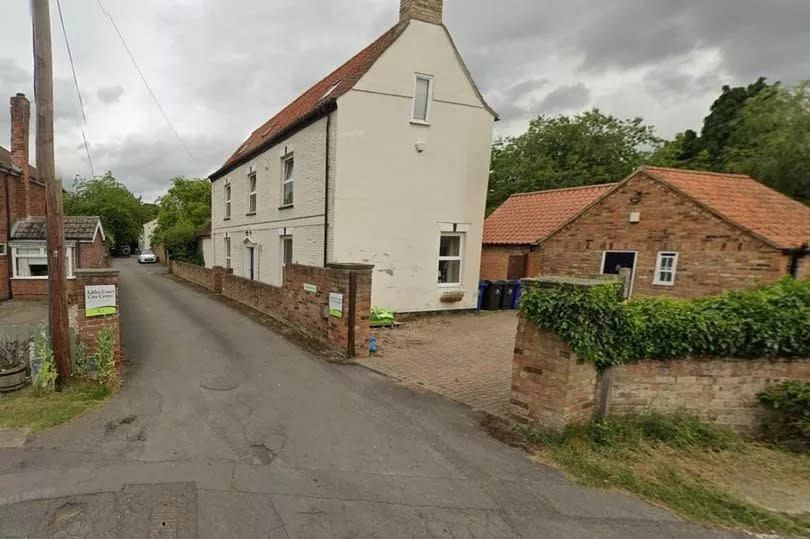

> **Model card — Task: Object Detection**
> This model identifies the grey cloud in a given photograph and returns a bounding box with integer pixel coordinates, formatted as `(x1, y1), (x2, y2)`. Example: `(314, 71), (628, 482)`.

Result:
(97, 85), (125, 104)
(537, 83), (590, 113)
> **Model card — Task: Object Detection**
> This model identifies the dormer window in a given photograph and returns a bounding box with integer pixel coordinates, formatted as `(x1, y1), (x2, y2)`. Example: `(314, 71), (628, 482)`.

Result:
(412, 74), (433, 124)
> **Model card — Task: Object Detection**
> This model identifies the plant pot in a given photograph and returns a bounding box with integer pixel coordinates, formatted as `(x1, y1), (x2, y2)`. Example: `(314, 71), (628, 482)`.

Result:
(0, 364), (27, 393)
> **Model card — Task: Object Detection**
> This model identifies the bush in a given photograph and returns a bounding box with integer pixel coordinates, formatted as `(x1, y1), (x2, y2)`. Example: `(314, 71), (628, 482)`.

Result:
(758, 380), (810, 451)
(520, 278), (810, 367)
(95, 326), (118, 387)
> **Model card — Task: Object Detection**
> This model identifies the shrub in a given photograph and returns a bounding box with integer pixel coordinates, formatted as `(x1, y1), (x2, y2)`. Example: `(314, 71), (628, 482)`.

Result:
(95, 326), (118, 387)
(520, 277), (810, 367)
(33, 325), (56, 394)
(0, 339), (30, 371)
(758, 380), (810, 451)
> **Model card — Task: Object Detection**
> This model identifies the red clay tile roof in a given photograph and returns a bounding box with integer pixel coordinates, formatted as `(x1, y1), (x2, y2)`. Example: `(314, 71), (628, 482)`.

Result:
(210, 23), (408, 180)
(643, 166), (810, 249)
(483, 184), (615, 245)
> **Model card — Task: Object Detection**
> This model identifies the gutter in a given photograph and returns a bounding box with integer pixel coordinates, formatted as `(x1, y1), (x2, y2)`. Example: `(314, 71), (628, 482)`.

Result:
(210, 100), (338, 182)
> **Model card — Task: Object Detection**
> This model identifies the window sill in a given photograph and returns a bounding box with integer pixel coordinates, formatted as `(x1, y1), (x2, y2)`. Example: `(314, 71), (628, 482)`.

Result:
(437, 283), (462, 288)
(652, 282), (675, 287)
(410, 119), (431, 126)
(11, 277), (49, 280)
(224, 217), (231, 221)
(278, 204), (294, 210)
(245, 212), (257, 216)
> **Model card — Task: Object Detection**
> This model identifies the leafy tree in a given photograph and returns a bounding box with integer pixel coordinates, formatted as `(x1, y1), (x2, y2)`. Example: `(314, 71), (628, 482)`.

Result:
(488, 109), (661, 213)
(153, 177), (211, 263)
(725, 81), (810, 202)
(141, 202), (159, 222)
(64, 172), (147, 246)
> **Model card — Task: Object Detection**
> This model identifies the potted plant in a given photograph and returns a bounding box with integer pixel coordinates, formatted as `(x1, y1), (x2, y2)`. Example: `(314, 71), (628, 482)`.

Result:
(0, 339), (30, 393)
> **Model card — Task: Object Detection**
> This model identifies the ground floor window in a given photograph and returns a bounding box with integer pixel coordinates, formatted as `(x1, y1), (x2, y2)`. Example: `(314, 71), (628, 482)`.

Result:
(653, 251), (679, 285)
(600, 250), (636, 296)
(281, 236), (293, 268)
(438, 233), (463, 285)
(224, 237), (231, 269)
(12, 245), (73, 278)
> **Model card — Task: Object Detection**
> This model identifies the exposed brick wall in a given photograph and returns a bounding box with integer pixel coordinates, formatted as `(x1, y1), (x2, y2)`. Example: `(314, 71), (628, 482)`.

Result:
(539, 173), (791, 298)
(176, 261), (373, 358)
(609, 358), (810, 435)
(28, 181), (46, 216)
(73, 269), (121, 367)
(11, 278), (48, 299)
(511, 315), (598, 429)
(400, 0), (443, 24)
(78, 235), (107, 268)
(480, 245), (542, 281)
(10, 94), (31, 218)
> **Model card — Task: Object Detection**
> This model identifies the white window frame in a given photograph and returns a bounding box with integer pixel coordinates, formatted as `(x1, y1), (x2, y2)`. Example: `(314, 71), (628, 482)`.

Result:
(281, 235), (293, 269)
(600, 250), (638, 296)
(224, 236), (231, 269)
(11, 245), (74, 280)
(224, 180), (232, 219)
(247, 172), (257, 215)
(653, 251), (679, 286)
(437, 232), (463, 287)
(281, 156), (294, 207)
(411, 74), (434, 125)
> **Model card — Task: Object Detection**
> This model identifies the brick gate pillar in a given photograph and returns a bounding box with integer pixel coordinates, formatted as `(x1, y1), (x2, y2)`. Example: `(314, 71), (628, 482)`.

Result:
(326, 263), (374, 359)
(73, 268), (121, 365)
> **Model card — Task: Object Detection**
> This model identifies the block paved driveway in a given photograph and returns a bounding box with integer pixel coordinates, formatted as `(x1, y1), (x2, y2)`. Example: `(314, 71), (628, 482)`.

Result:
(362, 311), (518, 418)
(0, 260), (737, 537)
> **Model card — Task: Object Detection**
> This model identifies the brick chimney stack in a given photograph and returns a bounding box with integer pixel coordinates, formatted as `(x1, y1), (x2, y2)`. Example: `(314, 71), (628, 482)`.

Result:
(400, 0), (443, 25)
(10, 93), (31, 216)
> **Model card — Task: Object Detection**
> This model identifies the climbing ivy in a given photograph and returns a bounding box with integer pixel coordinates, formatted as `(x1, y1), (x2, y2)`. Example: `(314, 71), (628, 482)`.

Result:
(520, 278), (810, 368)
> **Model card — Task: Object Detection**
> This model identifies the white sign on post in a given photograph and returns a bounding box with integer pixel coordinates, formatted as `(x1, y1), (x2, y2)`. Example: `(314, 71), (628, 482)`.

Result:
(85, 284), (117, 317)
(329, 292), (344, 319)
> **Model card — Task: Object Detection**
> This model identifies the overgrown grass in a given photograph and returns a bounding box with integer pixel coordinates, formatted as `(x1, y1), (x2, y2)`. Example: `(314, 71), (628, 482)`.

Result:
(0, 380), (111, 432)
(508, 413), (810, 535)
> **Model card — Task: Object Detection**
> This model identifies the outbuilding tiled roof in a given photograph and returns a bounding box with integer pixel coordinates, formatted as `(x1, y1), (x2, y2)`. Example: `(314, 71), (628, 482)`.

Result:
(210, 22), (408, 180)
(483, 184), (614, 245)
(643, 167), (810, 249)
(10, 216), (102, 241)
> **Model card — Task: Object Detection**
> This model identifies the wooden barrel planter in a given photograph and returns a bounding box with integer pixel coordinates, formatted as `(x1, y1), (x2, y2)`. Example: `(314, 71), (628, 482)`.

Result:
(0, 364), (27, 393)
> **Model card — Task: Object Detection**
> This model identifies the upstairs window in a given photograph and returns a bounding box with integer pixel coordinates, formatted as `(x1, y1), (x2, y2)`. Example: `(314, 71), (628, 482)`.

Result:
(224, 181), (232, 219)
(437, 233), (463, 285)
(282, 156), (294, 207)
(412, 74), (433, 124)
(654, 252), (679, 285)
(247, 172), (257, 214)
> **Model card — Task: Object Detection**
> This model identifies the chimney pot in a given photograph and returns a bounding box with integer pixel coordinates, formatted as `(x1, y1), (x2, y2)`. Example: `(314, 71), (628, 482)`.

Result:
(400, 0), (443, 25)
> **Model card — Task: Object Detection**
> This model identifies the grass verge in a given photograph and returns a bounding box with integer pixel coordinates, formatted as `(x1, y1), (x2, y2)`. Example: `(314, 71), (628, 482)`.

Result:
(485, 413), (810, 536)
(0, 380), (112, 432)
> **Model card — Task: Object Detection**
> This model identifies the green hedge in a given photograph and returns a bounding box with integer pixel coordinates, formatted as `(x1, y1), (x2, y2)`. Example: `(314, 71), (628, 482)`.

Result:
(520, 278), (810, 368)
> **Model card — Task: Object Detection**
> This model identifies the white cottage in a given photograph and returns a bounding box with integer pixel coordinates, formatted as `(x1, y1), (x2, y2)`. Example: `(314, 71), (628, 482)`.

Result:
(208, 0), (496, 313)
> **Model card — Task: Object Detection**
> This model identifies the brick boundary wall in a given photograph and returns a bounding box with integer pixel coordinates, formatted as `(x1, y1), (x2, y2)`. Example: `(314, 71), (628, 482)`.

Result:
(510, 277), (810, 435)
(71, 268), (121, 368)
(172, 261), (373, 358)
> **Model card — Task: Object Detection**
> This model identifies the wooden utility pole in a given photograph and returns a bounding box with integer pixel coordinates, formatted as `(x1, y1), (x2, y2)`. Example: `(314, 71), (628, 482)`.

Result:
(32, 0), (71, 385)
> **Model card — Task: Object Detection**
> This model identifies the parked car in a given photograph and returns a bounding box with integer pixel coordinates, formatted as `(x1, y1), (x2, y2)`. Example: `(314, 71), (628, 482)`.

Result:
(113, 245), (131, 257)
(137, 249), (157, 264)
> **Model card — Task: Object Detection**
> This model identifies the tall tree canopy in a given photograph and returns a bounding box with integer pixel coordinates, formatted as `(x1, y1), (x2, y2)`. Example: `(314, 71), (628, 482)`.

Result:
(64, 172), (147, 246)
(487, 109), (661, 213)
(153, 177), (211, 263)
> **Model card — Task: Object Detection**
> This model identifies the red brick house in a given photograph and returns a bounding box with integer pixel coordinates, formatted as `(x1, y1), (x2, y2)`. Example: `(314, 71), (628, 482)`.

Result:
(1, 93), (106, 300)
(482, 166), (810, 298)
(481, 183), (613, 280)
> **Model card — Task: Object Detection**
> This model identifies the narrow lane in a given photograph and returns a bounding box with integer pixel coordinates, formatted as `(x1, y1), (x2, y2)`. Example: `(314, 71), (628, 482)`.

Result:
(0, 259), (736, 537)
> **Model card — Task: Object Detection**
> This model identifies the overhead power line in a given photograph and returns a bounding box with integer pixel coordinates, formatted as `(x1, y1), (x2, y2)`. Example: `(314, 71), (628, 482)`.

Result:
(96, 0), (194, 161)
(55, 0), (95, 178)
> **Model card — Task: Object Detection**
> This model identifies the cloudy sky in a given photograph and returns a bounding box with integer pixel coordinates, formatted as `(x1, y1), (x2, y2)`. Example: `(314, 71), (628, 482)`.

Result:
(1, 0), (808, 201)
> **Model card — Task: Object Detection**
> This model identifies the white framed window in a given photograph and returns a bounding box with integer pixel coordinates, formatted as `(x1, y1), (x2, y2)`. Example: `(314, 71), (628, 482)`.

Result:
(12, 245), (73, 279)
(412, 74), (433, 124)
(224, 181), (232, 219)
(247, 172), (257, 214)
(437, 233), (463, 286)
(653, 251), (679, 285)
(224, 236), (231, 269)
(0, 243), (6, 256)
(281, 236), (293, 268)
(281, 156), (294, 207)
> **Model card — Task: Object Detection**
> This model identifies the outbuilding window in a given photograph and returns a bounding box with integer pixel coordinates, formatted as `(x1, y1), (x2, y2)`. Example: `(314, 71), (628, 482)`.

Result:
(12, 245), (73, 279)
(437, 233), (463, 285)
(653, 252), (679, 285)
(412, 74), (433, 124)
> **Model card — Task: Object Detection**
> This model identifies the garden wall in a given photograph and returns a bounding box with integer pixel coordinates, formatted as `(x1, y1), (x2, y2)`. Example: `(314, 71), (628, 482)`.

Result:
(71, 268), (121, 366)
(171, 261), (373, 358)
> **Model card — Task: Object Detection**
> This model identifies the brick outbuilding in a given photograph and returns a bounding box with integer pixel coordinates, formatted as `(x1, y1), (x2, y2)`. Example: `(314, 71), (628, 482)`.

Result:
(482, 166), (810, 297)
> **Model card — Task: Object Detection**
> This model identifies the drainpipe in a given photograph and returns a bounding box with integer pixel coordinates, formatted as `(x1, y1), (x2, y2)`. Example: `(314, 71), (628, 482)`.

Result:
(787, 242), (810, 278)
(323, 112), (331, 267)
(3, 173), (12, 299)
